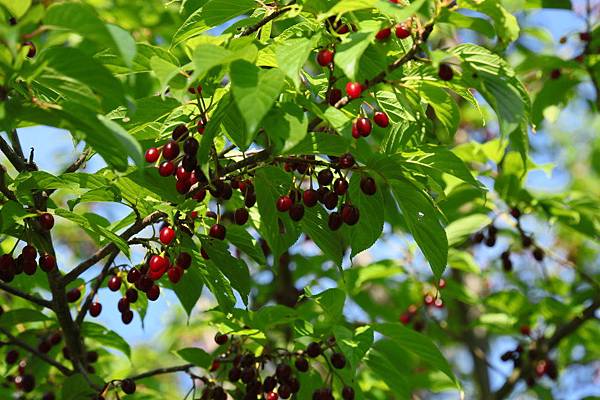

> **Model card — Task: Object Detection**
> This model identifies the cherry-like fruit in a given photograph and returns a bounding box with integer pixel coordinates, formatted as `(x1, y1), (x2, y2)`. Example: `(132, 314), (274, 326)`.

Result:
(317, 49), (334, 66)
(356, 117), (372, 136)
(108, 275), (121, 291)
(39, 213), (54, 230)
(395, 24), (410, 39)
(276, 195), (293, 212)
(159, 226), (176, 245)
(209, 224), (226, 240)
(375, 27), (391, 41)
(360, 176), (377, 195)
(373, 111), (389, 127)
(145, 148), (160, 163)
(158, 161), (175, 177)
(438, 63), (454, 81)
(345, 82), (362, 99)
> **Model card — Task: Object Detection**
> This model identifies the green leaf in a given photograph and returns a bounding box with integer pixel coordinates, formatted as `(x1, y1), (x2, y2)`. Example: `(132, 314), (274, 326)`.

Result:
(263, 102), (308, 153)
(446, 214), (491, 246)
(375, 322), (458, 386)
(196, 253), (236, 312)
(176, 347), (212, 368)
(460, 0), (519, 46)
(299, 205), (345, 267)
(0, 201), (37, 230)
(335, 30), (377, 81)
(391, 180), (448, 278)
(0, 0), (30, 17)
(347, 174), (384, 257)
(81, 322), (131, 358)
(97, 115), (143, 167)
(61, 374), (105, 400)
(416, 84), (460, 141)
(230, 60), (285, 144)
(0, 309), (49, 327)
(172, 0), (256, 47)
(438, 7), (495, 38)
(227, 224), (266, 265)
(275, 36), (318, 88)
(150, 56), (181, 93)
(170, 266), (204, 317)
(253, 305), (298, 330)
(313, 288), (345, 324)
(365, 344), (410, 398)
(333, 325), (374, 370)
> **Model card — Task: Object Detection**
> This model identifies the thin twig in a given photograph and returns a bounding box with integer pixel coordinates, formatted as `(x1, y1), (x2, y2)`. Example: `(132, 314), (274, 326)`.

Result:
(0, 134), (27, 171)
(0, 281), (53, 309)
(8, 129), (25, 161)
(127, 364), (194, 381)
(75, 250), (119, 325)
(236, 2), (296, 38)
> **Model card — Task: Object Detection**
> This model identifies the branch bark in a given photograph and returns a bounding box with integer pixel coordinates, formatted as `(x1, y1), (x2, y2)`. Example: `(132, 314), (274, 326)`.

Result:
(0, 281), (53, 308)
(236, 2), (296, 38)
(0, 134), (27, 171)
(127, 363), (193, 381)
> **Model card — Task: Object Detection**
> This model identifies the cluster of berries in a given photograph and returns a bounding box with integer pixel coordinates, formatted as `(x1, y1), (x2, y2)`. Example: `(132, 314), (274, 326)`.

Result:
(399, 279), (447, 331)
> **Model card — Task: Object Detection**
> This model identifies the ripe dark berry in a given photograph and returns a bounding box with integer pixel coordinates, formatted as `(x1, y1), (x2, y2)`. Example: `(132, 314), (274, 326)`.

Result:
(533, 247), (544, 261)
(263, 376), (277, 392)
(121, 310), (134, 324)
(341, 204), (360, 225)
(228, 366), (241, 382)
(510, 208), (522, 219)
(159, 226), (176, 245)
(16, 374), (35, 392)
(209, 224), (226, 240)
(214, 332), (228, 345)
(108, 275), (122, 291)
(67, 288), (81, 303)
(521, 235), (533, 248)
(145, 147), (160, 163)
(6, 349), (19, 364)
(339, 153), (355, 169)
(317, 49), (334, 66)
(147, 284), (160, 301)
(244, 191), (257, 207)
(176, 166), (190, 182)
(375, 27), (391, 41)
(289, 203), (305, 221)
(172, 124), (189, 140)
(162, 140), (180, 160)
(266, 391), (279, 400)
(182, 154), (197, 171)
(197, 119), (206, 134)
(234, 208), (249, 225)
(289, 377), (300, 393)
(278, 384), (292, 399)
(360, 176), (377, 195)
(90, 302), (102, 317)
(438, 63), (454, 81)
(312, 388), (334, 400)
(333, 178), (349, 195)
(176, 252), (192, 269)
(295, 357), (309, 372)
(317, 169), (334, 186)
(342, 386), (355, 400)
(126, 288), (138, 303)
(331, 352), (346, 369)
(183, 137), (199, 155)
(485, 235), (496, 247)
(373, 111), (389, 127)
(158, 161), (175, 177)
(550, 69), (561, 80)
(579, 31), (591, 42)
(193, 188), (207, 202)
(22, 258), (36, 275)
(328, 88), (342, 106)
(175, 179), (191, 195)
(121, 379), (136, 394)
(127, 267), (141, 283)
(328, 212), (343, 231)
(23, 41), (36, 58)
(395, 24), (410, 39)
(22, 245), (37, 261)
(276, 195), (293, 212)
(501, 251), (512, 272)
(322, 191), (338, 210)
(306, 342), (321, 358)
(345, 82), (362, 99)
(276, 363), (292, 381)
(118, 297), (130, 313)
(39, 212), (54, 230)
(352, 122), (360, 139)
(241, 367), (256, 383)
(303, 189), (319, 207)
(356, 117), (372, 137)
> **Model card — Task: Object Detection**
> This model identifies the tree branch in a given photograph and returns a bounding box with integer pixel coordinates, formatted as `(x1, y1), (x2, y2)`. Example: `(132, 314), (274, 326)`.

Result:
(493, 296), (600, 399)
(8, 129), (25, 161)
(0, 327), (73, 375)
(237, 2), (296, 38)
(62, 211), (166, 284)
(0, 281), (53, 309)
(0, 134), (27, 171)
(127, 364), (193, 381)
(0, 164), (17, 201)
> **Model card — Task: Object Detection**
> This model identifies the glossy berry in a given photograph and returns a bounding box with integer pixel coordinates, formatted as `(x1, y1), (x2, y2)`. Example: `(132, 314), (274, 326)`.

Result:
(162, 140), (180, 160)
(108, 275), (122, 291)
(121, 379), (136, 394)
(267, 392), (279, 400)
(579, 31), (591, 42)
(360, 176), (377, 195)
(375, 27), (391, 41)
(295, 357), (309, 372)
(90, 302), (102, 317)
(121, 310), (134, 324)
(39, 253), (56, 272)
(149, 255), (169, 273)
(352, 122), (360, 139)
(183, 137), (199, 155)
(395, 24), (411, 39)
(23, 41), (36, 58)
(276, 195), (293, 212)
(550, 69), (561, 80)
(176, 166), (191, 182)
(67, 288), (81, 303)
(341, 204), (360, 225)
(197, 119), (206, 134)
(39, 212), (54, 230)
(438, 63), (454, 81)
(276, 363), (292, 381)
(342, 386), (355, 400)
(373, 111), (389, 127)
(159, 226), (176, 245)
(234, 208), (249, 225)
(167, 266), (183, 283)
(127, 267), (141, 283)
(303, 189), (319, 207)
(145, 147), (160, 163)
(209, 224), (226, 240)
(306, 342), (321, 358)
(158, 161), (175, 177)
(229, 366), (241, 382)
(278, 385), (292, 399)
(331, 352), (346, 369)
(176, 252), (192, 269)
(339, 153), (355, 169)
(118, 297), (130, 313)
(125, 288), (138, 303)
(317, 49), (334, 66)
(16, 374), (35, 392)
(322, 191), (339, 210)
(317, 169), (334, 186)
(6, 349), (19, 364)
(333, 178), (348, 195)
(22, 245), (37, 260)
(532, 247), (545, 262)
(328, 88), (342, 106)
(147, 284), (160, 301)
(345, 82), (362, 99)
(172, 124), (189, 140)
(214, 332), (228, 345)
(289, 203), (305, 221)
(356, 117), (372, 137)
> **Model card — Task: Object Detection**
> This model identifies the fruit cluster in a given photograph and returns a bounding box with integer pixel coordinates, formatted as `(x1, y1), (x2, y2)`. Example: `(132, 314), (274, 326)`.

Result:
(399, 278), (446, 331)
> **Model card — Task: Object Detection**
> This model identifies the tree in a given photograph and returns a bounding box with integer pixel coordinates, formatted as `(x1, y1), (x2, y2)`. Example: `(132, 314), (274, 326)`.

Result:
(0, 0), (598, 399)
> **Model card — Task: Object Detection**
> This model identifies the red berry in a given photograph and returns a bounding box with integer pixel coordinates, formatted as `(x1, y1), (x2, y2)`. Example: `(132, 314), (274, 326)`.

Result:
(158, 161), (175, 177)
(331, 352), (346, 369)
(162, 141), (180, 160)
(159, 226), (176, 245)
(90, 302), (102, 317)
(550, 69), (561, 80)
(197, 119), (206, 134)
(328, 88), (342, 106)
(145, 147), (160, 163)
(147, 284), (160, 301)
(328, 212), (343, 231)
(303, 189), (319, 207)
(6, 349), (19, 364)
(108, 275), (122, 291)
(276, 195), (293, 212)
(337, 24), (350, 34)
(193, 188), (207, 202)
(121, 310), (134, 324)
(118, 297), (130, 313)
(375, 27), (392, 41)
(317, 169), (334, 186)
(209, 224), (226, 240)
(127, 267), (141, 283)
(149, 254), (168, 272)
(23, 41), (36, 58)
(399, 312), (411, 324)
(172, 124), (189, 140)
(39, 213), (54, 230)
(356, 117), (372, 136)
(317, 49), (334, 66)
(345, 82), (362, 99)
(22, 245), (37, 261)
(22, 259), (37, 275)
(183, 137), (199, 155)
(39, 253), (56, 272)
(520, 325), (531, 336)
(342, 386), (355, 400)
(395, 24), (410, 39)
(339, 153), (355, 169)
(341, 204), (360, 225)
(289, 203), (305, 221)
(67, 288), (81, 303)
(360, 176), (377, 195)
(126, 288), (138, 303)
(322, 191), (338, 210)
(176, 252), (192, 269)
(267, 392), (279, 400)
(333, 178), (348, 195)
(438, 63), (454, 81)
(176, 166), (190, 182)
(373, 111), (389, 127)
(579, 31), (591, 42)
(214, 332), (228, 345)
(121, 379), (136, 394)
(167, 265), (184, 284)
(234, 208), (249, 225)
(351, 122), (360, 139)
(200, 247), (210, 260)
(306, 342), (321, 358)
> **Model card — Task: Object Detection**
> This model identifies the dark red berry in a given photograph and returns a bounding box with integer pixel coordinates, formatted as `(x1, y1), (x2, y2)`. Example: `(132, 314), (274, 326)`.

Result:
(276, 195), (293, 212)
(23, 41), (36, 58)
(241, 367), (256, 383)
(550, 69), (561, 80)
(317, 49), (334, 66)
(6, 349), (19, 364)
(158, 161), (175, 177)
(289, 203), (305, 221)
(159, 226), (176, 245)
(395, 24), (410, 39)
(333, 178), (349, 195)
(209, 224), (226, 240)
(339, 153), (355, 169)
(244, 191), (257, 208)
(125, 288), (138, 303)
(193, 188), (207, 202)
(295, 357), (309, 372)
(234, 208), (249, 225)
(127, 267), (141, 283)
(317, 169), (334, 186)
(331, 352), (346, 369)
(276, 363), (292, 381)
(579, 31), (591, 42)
(16, 374), (35, 392)
(229, 367), (241, 382)
(182, 154), (197, 171)
(341, 204), (360, 225)
(328, 212), (343, 231)
(306, 342), (321, 358)
(118, 297), (130, 313)
(322, 191), (338, 210)
(183, 137), (199, 155)
(360, 176), (376, 195)
(352, 122), (360, 139)
(147, 284), (160, 301)
(176, 252), (192, 269)
(375, 27), (391, 40)
(121, 379), (136, 394)
(149, 254), (169, 272)
(121, 310), (134, 324)
(42, 392), (56, 400)
(22, 245), (37, 261)
(162, 140), (180, 160)
(345, 82), (362, 99)
(438, 63), (454, 81)
(197, 119), (206, 134)
(22, 258), (36, 275)
(356, 117), (372, 137)
(532, 247), (545, 262)
(172, 124), (189, 140)
(214, 332), (228, 345)
(67, 288), (81, 303)
(108, 275), (121, 291)
(138, 275), (153, 291)
(303, 189), (319, 207)
(266, 391), (279, 400)
(168, 266), (183, 283)
(373, 111), (389, 127)
(49, 331), (61, 345)
(342, 386), (355, 400)
(39, 212), (54, 230)
(278, 384), (291, 399)
(145, 147), (160, 163)
(328, 88), (342, 106)
(90, 302), (102, 317)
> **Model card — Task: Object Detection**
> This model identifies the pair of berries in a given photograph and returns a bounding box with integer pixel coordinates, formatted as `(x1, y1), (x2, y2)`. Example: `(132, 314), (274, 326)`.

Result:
(375, 24), (411, 41)
(351, 112), (389, 138)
